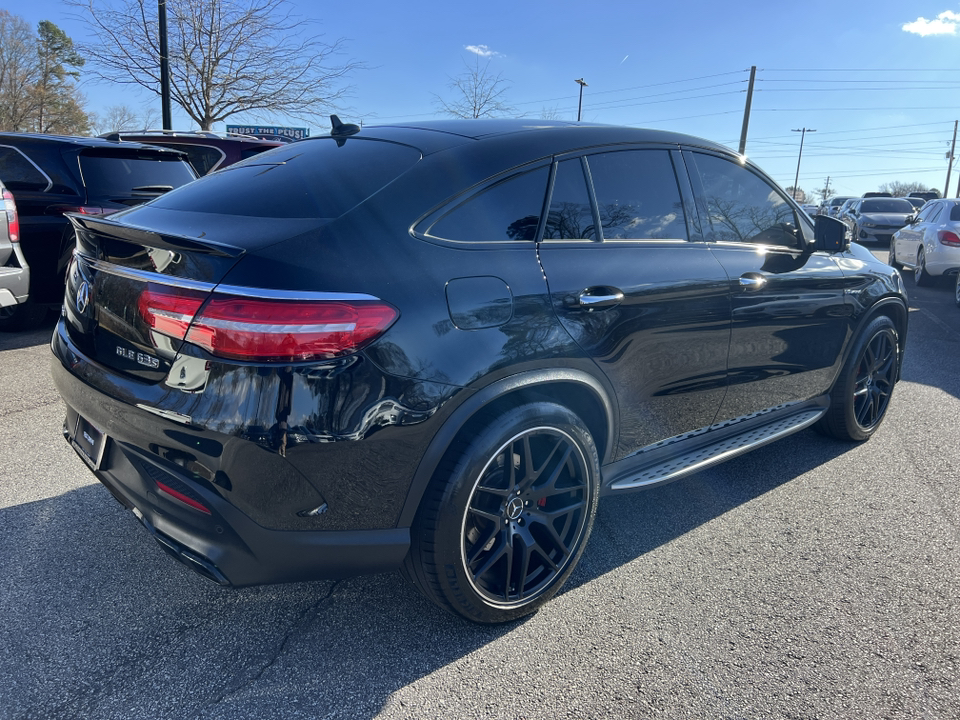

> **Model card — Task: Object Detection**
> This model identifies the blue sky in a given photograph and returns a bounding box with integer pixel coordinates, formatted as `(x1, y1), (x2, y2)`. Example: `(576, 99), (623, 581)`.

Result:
(13, 0), (960, 198)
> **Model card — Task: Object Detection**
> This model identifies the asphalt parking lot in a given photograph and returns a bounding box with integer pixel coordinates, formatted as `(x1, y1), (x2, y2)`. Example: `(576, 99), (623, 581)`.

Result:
(1, 251), (958, 719)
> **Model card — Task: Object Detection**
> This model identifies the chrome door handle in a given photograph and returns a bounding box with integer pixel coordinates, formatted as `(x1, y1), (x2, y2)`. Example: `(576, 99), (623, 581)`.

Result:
(577, 288), (624, 310)
(738, 274), (767, 291)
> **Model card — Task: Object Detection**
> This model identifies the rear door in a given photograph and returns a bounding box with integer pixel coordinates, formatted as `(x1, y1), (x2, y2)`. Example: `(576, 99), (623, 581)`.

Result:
(537, 147), (731, 460)
(684, 149), (853, 421)
(894, 200), (940, 266)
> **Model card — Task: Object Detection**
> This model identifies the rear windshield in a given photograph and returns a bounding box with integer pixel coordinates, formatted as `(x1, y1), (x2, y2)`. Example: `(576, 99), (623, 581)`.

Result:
(79, 150), (196, 198)
(860, 198), (914, 213)
(149, 138), (422, 218)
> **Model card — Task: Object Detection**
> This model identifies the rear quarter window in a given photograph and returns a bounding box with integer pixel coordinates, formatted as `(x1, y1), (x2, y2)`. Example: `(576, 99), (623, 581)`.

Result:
(424, 166), (550, 242)
(0, 146), (50, 191)
(149, 138), (421, 218)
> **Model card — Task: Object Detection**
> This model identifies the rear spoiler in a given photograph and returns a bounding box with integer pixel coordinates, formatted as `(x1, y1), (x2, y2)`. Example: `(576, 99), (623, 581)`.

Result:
(67, 214), (245, 259)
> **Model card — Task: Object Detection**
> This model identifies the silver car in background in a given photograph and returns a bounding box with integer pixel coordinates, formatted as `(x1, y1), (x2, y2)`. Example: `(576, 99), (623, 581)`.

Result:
(890, 198), (960, 287)
(844, 197), (914, 246)
(0, 178), (31, 329)
(824, 196), (855, 217)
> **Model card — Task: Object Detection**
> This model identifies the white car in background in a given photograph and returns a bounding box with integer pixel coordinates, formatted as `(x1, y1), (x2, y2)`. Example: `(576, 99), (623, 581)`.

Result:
(889, 198), (960, 287)
(0, 177), (32, 330)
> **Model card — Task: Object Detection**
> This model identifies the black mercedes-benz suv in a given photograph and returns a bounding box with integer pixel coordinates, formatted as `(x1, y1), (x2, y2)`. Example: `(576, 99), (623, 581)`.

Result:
(51, 119), (908, 623)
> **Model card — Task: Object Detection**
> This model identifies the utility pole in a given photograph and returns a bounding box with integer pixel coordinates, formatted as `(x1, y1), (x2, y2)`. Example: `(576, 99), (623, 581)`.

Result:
(575, 78), (588, 122)
(946, 120), (958, 199)
(738, 66), (757, 156)
(792, 127), (815, 201)
(821, 176), (832, 203)
(158, 0), (172, 130)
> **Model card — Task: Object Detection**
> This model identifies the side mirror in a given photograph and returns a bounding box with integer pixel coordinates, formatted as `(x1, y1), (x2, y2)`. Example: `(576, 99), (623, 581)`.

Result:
(814, 215), (847, 252)
(905, 214), (916, 225)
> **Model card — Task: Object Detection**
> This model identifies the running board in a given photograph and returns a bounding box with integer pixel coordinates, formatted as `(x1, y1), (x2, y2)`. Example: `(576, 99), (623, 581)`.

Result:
(607, 408), (825, 491)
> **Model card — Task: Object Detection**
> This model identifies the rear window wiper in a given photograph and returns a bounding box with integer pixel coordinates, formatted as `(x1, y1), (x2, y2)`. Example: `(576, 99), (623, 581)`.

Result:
(130, 185), (175, 194)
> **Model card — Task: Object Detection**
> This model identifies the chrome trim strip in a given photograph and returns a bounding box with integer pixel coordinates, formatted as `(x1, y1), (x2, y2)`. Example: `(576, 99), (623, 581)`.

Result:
(214, 284), (380, 302)
(86, 258), (215, 291)
(84, 257), (381, 302)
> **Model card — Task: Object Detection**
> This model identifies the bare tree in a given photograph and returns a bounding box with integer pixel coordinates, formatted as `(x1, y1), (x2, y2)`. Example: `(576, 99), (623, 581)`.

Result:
(90, 104), (158, 133)
(434, 56), (513, 119)
(539, 105), (567, 121)
(0, 11), (40, 131)
(879, 180), (932, 197)
(68, 0), (360, 130)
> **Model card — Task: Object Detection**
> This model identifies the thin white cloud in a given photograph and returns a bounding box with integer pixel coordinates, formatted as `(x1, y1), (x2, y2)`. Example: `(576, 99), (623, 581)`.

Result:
(465, 44), (501, 57)
(903, 10), (960, 36)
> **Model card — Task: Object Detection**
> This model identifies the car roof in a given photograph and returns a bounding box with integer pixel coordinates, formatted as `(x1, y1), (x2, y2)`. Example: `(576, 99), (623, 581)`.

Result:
(0, 132), (187, 155)
(333, 119), (735, 159)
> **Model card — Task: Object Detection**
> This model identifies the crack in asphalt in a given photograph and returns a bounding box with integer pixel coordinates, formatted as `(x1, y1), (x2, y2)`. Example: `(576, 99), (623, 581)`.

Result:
(194, 581), (343, 719)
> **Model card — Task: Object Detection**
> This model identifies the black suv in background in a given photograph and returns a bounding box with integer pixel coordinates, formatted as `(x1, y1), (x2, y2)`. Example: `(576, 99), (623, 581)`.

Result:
(100, 130), (285, 176)
(0, 133), (196, 329)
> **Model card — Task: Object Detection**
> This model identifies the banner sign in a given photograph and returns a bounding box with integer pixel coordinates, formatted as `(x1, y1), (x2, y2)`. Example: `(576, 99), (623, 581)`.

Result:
(226, 125), (310, 141)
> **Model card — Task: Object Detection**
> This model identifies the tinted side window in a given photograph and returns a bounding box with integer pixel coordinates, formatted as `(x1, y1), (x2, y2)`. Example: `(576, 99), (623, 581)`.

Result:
(693, 152), (799, 248)
(587, 150), (687, 240)
(543, 158), (595, 240)
(926, 204), (943, 223)
(0, 146), (49, 191)
(428, 166), (549, 242)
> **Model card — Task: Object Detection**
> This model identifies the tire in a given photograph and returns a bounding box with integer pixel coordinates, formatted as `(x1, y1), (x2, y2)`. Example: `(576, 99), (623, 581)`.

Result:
(816, 315), (899, 442)
(0, 301), (49, 332)
(888, 244), (901, 269)
(955, 273), (960, 308)
(405, 401), (599, 623)
(914, 247), (934, 287)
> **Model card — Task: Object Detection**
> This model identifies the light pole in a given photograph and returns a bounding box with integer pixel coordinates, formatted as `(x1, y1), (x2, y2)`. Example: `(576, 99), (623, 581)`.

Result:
(158, 0), (172, 130)
(575, 78), (588, 122)
(792, 128), (815, 200)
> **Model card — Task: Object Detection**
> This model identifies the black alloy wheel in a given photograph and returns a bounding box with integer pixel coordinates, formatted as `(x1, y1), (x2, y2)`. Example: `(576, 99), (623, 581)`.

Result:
(406, 402), (599, 624)
(817, 315), (899, 442)
(915, 247), (934, 286)
(462, 427), (590, 606)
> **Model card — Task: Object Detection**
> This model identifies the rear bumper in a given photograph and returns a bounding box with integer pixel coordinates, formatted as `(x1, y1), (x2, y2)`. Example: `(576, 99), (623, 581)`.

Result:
(60, 404), (410, 586)
(51, 318), (418, 587)
(0, 244), (30, 306)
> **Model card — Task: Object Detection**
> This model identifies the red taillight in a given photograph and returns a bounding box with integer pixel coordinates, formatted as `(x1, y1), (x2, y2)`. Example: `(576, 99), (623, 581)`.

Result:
(2, 189), (18, 243)
(187, 296), (398, 362)
(138, 284), (207, 341)
(938, 230), (960, 247)
(138, 285), (398, 362)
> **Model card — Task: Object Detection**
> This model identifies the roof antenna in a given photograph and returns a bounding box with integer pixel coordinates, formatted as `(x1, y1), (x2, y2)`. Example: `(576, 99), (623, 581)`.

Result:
(330, 115), (360, 145)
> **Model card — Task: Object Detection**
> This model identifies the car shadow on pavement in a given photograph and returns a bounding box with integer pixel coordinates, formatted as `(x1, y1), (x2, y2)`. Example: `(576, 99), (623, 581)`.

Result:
(0, 313), (57, 352)
(568, 427), (852, 595)
(0, 427), (853, 720)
